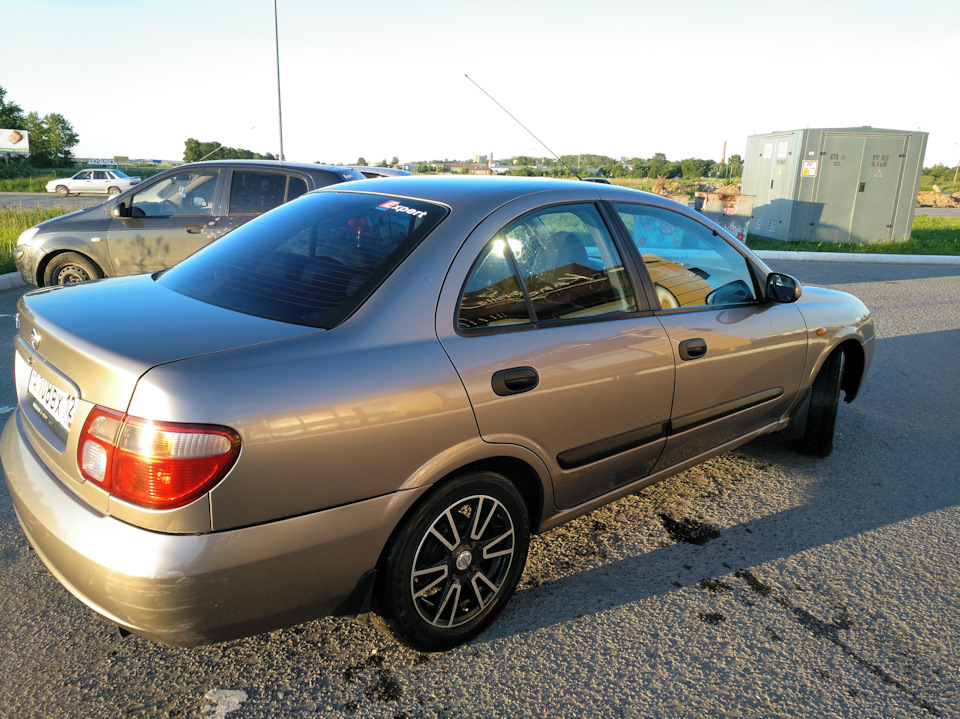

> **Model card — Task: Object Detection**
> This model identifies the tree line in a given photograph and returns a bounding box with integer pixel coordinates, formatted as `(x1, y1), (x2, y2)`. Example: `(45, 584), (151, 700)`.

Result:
(0, 85), (79, 169)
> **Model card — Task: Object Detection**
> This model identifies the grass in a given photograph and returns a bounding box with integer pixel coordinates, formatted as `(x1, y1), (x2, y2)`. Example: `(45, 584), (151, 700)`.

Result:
(0, 204), (76, 274)
(745, 215), (960, 256)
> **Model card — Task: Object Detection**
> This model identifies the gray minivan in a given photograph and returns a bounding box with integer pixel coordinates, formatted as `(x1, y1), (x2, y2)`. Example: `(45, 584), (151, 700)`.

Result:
(14, 160), (364, 286)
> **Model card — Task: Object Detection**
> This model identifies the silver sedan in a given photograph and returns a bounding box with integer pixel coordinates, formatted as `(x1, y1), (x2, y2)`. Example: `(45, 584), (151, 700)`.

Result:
(45, 168), (141, 197)
(1, 176), (873, 652)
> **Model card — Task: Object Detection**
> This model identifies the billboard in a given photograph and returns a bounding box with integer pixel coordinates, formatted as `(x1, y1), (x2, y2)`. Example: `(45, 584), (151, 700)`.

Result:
(0, 129), (29, 154)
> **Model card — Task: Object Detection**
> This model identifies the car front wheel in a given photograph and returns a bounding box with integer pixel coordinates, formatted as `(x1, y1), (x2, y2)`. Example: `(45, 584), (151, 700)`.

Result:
(55, 185), (69, 197)
(794, 350), (845, 458)
(43, 252), (104, 286)
(374, 471), (530, 651)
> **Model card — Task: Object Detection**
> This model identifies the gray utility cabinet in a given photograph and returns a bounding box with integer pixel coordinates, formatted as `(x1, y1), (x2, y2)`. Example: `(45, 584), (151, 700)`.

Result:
(741, 127), (927, 243)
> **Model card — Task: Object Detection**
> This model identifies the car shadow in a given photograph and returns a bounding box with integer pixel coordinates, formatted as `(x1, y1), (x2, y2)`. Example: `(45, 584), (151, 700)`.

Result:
(481, 328), (959, 643)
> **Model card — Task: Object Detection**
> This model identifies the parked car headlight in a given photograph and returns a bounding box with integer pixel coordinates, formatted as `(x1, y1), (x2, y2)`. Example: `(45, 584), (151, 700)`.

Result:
(16, 227), (40, 247)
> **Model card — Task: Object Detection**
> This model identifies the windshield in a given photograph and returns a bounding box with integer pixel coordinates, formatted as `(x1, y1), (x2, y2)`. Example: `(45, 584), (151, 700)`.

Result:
(158, 191), (448, 327)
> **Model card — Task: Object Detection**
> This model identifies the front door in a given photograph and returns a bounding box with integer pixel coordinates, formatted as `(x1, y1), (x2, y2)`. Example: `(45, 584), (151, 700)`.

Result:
(611, 202), (808, 470)
(105, 169), (223, 275)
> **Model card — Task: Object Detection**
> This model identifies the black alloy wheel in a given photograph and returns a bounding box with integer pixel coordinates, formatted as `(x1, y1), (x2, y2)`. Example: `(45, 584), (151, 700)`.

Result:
(374, 472), (530, 652)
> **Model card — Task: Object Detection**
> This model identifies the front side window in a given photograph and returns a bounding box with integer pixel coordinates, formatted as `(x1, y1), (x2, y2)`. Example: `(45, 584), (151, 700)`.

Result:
(614, 204), (758, 309)
(159, 192), (447, 327)
(458, 204), (636, 330)
(131, 171), (219, 217)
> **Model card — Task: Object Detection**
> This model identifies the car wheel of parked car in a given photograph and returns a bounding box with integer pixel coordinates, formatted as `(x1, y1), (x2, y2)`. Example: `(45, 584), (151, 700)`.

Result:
(107, 186), (121, 196)
(794, 350), (845, 458)
(374, 471), (530, 651)
(55, 185), (69, 197)
(44, 252), (104, 286)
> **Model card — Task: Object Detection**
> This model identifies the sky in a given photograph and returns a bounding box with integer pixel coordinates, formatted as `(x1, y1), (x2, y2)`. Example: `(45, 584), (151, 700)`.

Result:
(1, 0), (956, 169)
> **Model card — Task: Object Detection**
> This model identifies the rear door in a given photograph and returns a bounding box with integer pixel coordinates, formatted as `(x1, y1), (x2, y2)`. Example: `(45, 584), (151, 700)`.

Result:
(216, 168), (311, 235)
(437, 193), (675, 510)
(90, 170), (112, 194)
(104, 169), (224, 275)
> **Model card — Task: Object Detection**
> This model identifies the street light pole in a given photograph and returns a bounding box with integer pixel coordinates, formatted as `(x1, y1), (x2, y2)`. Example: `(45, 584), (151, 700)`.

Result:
(274, 0), (285, 162)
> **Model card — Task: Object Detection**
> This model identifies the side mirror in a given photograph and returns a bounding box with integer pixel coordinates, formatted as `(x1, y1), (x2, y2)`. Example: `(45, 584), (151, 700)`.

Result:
(112, 200), (131, 218)
(766, 273), (801, 303)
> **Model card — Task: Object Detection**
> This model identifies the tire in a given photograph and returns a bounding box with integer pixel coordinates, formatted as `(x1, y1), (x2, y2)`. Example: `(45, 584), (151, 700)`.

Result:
(43, 252), (103, 286)
(107, 186), (121, 196)
(373, 472), (530, 651)
(55, 185), (69, 197)
(794, 350), (845, 458)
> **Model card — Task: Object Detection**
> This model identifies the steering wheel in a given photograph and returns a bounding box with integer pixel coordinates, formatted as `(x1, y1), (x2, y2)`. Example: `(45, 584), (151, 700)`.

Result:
(655, 283), (680, 309)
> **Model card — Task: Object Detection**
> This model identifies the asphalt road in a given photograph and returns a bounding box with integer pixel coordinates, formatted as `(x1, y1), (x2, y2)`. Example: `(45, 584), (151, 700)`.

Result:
(0, 260), (958, 719)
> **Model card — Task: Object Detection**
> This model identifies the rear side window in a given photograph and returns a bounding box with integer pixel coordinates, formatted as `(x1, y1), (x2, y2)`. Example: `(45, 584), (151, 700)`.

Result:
(158, 192), (448, 327)
(228, 171), (309, 214)
(458, 204), (637, 330)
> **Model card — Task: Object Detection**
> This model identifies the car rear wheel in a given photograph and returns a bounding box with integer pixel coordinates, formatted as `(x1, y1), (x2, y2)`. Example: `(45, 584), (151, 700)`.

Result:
(44, 252), (104, 286)
(373, 471), (530, 651)
(55, 185), (69, 197)
(107, 186), (121, 196)
(794, 350), (845, 458)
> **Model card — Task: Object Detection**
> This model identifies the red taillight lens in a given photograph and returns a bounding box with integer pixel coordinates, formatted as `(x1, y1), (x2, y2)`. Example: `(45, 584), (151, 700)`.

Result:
(78, 407), (240, 510)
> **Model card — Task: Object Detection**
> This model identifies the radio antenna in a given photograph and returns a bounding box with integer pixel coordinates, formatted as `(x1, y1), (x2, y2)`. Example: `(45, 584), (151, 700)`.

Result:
(465, 74), (582, 180)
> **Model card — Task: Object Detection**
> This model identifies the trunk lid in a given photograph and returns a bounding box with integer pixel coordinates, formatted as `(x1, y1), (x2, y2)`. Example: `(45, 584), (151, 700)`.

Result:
(15, 273), (322, 482)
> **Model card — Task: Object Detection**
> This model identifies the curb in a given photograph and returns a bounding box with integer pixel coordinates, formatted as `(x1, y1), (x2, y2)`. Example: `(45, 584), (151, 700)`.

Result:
(0, 273), (26, 291)
(754, 250), (960, 265)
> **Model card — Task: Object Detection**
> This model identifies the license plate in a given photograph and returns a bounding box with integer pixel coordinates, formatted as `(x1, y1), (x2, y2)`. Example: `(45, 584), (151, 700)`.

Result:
(27, 368), (77, 441)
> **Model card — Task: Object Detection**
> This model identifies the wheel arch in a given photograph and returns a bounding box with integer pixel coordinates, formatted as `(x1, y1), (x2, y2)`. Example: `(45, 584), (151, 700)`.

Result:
(364, 454), (546, 605)
(37, 249), (105, 286)
(836, 338), (866, 403)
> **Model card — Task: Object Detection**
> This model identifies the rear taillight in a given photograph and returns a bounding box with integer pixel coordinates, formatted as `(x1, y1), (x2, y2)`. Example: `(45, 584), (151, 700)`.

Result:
(78, 406), (240, 510)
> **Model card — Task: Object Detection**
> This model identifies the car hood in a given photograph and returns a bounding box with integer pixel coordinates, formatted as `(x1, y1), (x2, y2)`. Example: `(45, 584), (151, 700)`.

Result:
(16, 273), (323, 411)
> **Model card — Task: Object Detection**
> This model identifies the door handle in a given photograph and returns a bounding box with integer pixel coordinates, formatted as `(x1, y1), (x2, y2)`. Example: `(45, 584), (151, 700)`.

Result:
(679, 338), (707, 361)
(491, 367), (539, 396)
(185, 224), (205, 234)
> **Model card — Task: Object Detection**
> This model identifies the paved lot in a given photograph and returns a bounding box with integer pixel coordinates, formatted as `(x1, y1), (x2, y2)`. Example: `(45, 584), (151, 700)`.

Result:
(0, 260), (957, 719)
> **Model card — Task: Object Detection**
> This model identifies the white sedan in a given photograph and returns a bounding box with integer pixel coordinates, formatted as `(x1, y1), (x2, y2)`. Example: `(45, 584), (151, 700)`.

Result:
(45, 169), (141, 197)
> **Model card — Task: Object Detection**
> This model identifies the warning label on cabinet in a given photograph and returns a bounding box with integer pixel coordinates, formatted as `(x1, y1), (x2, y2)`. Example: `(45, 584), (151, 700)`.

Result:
(801, 160), (818, 177)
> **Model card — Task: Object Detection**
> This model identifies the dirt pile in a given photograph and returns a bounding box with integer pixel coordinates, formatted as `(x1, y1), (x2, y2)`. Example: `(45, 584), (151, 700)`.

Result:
(917, 190), (960, 207)
(698, 182), (741, 194)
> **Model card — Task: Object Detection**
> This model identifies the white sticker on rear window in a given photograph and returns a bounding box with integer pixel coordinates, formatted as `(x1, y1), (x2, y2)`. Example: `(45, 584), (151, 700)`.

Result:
(378, 200), (428, 219)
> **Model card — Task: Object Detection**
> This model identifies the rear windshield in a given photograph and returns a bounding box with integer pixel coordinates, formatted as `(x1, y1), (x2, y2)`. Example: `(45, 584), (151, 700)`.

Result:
(158, 191), (448, 327)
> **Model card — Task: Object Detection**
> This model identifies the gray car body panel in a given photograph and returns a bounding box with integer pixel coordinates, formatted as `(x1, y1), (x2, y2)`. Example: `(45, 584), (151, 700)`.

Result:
(1, 176), (875, 645)
(15, 160), (365, 285)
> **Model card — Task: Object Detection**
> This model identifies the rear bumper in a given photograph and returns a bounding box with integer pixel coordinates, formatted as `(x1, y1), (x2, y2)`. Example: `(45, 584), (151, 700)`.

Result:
(1, 411), (424, 646)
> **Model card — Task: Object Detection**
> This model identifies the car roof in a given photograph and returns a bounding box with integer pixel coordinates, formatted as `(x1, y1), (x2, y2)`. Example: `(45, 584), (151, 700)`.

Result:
(315, 174), (673, 208)
(346, 166), (413, 177)
(173, 159), (363, 177)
